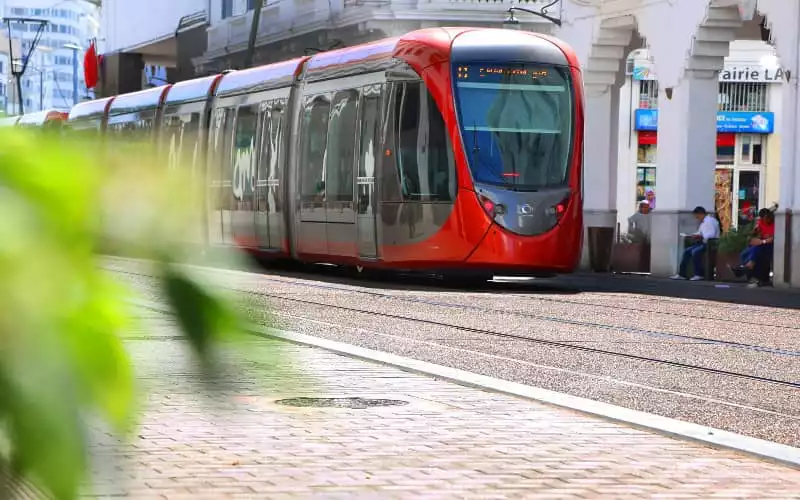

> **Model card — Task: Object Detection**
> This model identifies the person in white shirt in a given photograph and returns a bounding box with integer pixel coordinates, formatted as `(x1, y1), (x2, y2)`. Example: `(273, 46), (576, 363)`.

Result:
(671, 206), (721, 281)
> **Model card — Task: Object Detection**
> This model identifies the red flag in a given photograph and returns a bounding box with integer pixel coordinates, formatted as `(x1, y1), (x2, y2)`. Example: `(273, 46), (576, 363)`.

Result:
(84, 40), (99, 89)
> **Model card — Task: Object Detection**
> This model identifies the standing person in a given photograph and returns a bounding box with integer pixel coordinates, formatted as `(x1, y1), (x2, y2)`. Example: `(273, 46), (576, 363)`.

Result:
(645, 188), (656, 210)
(671, 206), (721, 281)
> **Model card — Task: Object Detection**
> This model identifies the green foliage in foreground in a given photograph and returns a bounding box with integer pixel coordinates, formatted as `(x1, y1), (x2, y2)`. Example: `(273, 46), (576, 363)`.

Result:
(0, 129), (249, 499)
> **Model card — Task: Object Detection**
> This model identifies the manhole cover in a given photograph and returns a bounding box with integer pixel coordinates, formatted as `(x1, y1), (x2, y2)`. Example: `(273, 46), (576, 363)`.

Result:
(275, 397), (409, 409)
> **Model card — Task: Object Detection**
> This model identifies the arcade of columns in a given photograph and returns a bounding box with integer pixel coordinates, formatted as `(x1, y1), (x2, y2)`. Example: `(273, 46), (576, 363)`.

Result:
(552, 0), (800, 287)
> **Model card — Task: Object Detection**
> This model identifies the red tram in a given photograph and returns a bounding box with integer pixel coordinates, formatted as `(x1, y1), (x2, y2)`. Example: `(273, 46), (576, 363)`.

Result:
(67, 27), (585, 278)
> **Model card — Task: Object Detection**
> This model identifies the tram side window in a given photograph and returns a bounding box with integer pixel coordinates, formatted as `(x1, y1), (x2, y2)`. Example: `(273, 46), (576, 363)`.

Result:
(231, 104), (259, 212)
(300, 96), (331, 202)
(391, 82), (455, 202)
(162, 111), (201, 175)
(210, 109), (236, 215)
(325, 90), (358, 203)
(256, 103), (272, 200)
(269, 102), (285, 181)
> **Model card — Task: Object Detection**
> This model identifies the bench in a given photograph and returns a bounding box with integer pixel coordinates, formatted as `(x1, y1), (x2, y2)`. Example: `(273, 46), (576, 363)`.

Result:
(683, 237), (719, 280)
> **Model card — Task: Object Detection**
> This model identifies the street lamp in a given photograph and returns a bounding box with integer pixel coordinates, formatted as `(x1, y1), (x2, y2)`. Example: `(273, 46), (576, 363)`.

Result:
(63, 42), (81, 105)
(503, 0), (563, 28)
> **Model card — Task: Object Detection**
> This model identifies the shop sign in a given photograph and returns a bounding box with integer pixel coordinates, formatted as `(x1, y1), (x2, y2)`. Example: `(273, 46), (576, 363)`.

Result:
(634, 109), (775, 134)
(632, 62), (788, 83)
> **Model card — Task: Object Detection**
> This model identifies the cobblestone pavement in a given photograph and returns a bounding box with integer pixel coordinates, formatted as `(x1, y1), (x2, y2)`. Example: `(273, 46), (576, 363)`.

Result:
(81, 308), (800, 499)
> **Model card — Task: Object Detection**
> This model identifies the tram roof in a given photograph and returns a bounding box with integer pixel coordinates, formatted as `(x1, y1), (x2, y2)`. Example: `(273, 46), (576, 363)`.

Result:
(17, 109), (70, 126)
(108, 85), (172, 116)
(303, 37), (401, 81)
(68, 96), (115, 122)
(215, 58), (307, 98)
(164, 74), (223, 106)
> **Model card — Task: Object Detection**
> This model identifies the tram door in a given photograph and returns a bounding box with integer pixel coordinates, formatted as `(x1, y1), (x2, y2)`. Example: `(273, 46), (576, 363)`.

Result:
(255, 100), (287, 251)
(324, 90), (358, 257)
(356, 85), (382, 258)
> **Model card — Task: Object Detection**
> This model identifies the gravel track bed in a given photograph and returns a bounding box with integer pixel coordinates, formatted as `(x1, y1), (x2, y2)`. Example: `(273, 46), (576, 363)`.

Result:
(111, 263), (800, 382)
(106, 262), (800, 447)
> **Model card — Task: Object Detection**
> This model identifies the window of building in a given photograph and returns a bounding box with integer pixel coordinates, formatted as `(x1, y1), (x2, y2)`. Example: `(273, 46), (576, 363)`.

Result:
(740, 134), (763, 165)
(299, 96), (330, 202)
(718, 82), (768, 112)
(638, 80), (769, 112)
(324, 90), (358, 203)
(638, 80), (658, 109)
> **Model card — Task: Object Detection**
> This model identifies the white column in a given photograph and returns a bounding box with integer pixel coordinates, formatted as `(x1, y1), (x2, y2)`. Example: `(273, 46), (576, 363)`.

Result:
(615, 78), (638, 231)
(580, 88), (620, 269)
(759, 0), (800, 286)
(649, 70), (719, 275)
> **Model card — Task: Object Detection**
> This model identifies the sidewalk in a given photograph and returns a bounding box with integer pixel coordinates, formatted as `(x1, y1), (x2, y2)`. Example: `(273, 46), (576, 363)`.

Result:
(555, 271), (800, 309)
(83, 308), (800, 499)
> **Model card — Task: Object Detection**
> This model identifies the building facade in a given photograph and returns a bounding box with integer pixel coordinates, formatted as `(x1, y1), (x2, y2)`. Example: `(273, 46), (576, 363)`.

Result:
(616, 40), (785, 234)
(194, 0), (556, 74)
(1, 0), (99, 114)
(98, 0), (208, 97)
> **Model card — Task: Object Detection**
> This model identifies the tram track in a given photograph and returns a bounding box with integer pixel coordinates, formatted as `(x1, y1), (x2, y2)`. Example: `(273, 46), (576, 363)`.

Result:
(102, 258), (800, 353)
(105, 263), (800, 391)
(102, 255), (800, 331)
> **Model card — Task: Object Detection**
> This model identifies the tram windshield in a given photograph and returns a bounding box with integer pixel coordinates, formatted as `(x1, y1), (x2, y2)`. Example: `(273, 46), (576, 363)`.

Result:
(453, 63), (573, 191)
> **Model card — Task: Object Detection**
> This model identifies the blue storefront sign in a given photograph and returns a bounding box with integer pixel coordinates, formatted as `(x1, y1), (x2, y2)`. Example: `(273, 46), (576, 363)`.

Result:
(634, 109), (775, 134)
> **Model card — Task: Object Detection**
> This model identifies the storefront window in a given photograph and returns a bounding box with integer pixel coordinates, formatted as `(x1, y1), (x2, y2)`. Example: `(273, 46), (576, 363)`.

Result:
(637, 143), (657, 164)
(716, 145), (735, 165)
(636, 167), (656, 207)
(740, 134), (763, 165)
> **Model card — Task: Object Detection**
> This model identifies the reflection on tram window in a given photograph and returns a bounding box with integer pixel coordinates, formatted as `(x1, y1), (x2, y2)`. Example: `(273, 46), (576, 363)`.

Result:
(162, 111), (201, 174)
(300, 96), (330, 203)
(325, 90), (358, 203)
(231, 104), (259, 212)
(389, 82), (455, 202)
(453, 62), (573, 191)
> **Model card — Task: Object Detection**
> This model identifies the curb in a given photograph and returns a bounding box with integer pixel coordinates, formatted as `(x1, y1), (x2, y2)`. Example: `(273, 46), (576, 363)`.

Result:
(130, 298), (800, 470)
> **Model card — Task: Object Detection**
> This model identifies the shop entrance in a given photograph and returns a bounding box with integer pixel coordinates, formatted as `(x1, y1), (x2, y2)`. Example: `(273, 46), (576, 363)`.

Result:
(714, 134), (764, 232)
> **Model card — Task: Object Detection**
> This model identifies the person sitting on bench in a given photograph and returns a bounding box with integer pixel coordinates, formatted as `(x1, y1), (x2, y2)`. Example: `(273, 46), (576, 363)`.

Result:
(671, 206), (721, 281)
(731, 208), (774, 286)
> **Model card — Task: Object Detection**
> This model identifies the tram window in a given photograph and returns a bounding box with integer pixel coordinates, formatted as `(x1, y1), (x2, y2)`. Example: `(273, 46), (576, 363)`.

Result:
(269, 103), (285, 181)
(360, 88), (381, 180)
(211, 109), (235, 215)
(358, 87), (382, 214)
(390, 82), (455, 202)
(231, 104), (259, 212)
(300, 96), (330, 202)
(162, 112), (201, 174)
(256, 103), (271, 197)
(325, 90), (358, 203)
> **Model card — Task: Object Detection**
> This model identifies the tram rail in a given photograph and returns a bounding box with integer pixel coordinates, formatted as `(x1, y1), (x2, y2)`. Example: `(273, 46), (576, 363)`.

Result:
(105, 262), (800, 391)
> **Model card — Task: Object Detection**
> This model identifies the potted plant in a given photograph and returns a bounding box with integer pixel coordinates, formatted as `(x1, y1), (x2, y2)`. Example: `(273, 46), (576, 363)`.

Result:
(611, 231), (650, 273)
(715, 221), (754, 281)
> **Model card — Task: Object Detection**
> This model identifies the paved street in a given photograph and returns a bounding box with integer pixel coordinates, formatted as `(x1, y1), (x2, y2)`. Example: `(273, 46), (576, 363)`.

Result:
(80, 306), (800, 499)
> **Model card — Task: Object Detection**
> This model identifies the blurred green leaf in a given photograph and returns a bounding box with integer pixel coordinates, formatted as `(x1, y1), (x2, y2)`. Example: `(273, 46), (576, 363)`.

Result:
(162, 262), (242, 359)
(0, 127), (255, 499)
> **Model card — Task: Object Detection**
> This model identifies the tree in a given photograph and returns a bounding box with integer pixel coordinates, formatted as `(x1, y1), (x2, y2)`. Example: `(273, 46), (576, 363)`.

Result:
(0, 127), (248, 499)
